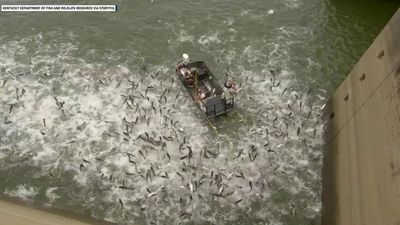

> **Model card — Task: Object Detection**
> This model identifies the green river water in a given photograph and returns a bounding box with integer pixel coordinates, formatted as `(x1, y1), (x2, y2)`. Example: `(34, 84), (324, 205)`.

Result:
(0, 0), (398, 224)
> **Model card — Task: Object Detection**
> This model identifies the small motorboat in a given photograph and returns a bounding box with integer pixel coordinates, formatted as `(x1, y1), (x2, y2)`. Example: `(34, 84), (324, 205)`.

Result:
(175, 54), (235, 119)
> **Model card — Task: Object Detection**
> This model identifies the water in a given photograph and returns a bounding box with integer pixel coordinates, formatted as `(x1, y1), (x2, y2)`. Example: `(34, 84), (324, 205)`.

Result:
(0, 0), (398, 224)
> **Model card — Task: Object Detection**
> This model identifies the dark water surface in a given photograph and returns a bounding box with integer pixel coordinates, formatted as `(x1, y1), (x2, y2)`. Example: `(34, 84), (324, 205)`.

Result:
(0, 0), (398, 224)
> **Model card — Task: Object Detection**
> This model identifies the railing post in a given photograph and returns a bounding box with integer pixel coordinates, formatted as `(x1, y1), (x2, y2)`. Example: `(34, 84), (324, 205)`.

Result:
(224, 99), (227, 113)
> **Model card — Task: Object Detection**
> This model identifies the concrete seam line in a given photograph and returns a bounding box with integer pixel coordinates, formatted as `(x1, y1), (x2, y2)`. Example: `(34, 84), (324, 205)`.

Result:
(328, 63), (400, 143)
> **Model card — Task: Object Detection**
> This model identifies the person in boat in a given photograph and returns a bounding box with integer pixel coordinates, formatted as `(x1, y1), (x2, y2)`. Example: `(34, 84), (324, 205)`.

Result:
(199, 87), (207, 100)
(176, 53), (190, 74)
(198, 88), (208, 112)
(176, 53), (195, 86)
(224, 78), (237, 92)
(185, 71), (194, 87)
(222, 78), (237, 100)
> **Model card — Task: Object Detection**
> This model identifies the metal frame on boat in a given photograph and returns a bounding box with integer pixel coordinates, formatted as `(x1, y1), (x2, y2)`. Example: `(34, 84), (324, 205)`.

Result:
(176, 61), (235, 119)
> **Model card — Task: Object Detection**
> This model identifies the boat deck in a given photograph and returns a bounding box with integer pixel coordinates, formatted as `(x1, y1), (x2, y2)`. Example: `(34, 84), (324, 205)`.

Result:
(176, 61), (234, 119)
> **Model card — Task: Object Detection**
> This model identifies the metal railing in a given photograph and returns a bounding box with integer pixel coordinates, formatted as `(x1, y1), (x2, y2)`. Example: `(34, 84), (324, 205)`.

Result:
(203, 97), (235, 118)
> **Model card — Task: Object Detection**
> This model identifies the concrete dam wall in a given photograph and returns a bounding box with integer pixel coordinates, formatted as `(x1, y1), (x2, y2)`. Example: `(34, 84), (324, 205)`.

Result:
(322, 7), (400, 225)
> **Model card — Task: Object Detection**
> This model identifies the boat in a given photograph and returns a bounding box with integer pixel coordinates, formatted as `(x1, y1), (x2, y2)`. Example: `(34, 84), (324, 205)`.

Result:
(175, 58), (235, 119)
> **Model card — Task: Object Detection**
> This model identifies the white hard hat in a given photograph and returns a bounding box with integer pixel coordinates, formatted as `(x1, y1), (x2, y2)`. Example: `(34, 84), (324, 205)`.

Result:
(182, 54), (189, 63)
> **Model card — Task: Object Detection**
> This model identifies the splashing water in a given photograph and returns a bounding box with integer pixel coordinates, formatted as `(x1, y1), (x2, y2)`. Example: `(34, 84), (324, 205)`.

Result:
(0, 28), (324, 225)
(1, 0), (397, 224)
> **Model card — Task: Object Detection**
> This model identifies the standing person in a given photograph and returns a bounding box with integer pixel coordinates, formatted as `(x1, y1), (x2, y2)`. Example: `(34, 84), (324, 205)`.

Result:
(222, 78), (237, 100)
(198, 87), (207, 100)
(176, 54), (192, 87)
(185, 71), (194, 87)
(176, 54), (190, 71)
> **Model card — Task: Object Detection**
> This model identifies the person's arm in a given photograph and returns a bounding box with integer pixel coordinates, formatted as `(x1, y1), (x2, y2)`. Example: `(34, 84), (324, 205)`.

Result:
(233, 83), (238, 90)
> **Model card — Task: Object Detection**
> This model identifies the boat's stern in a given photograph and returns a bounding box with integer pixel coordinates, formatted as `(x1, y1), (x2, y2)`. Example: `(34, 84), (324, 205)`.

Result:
(199, 95), (234, 118)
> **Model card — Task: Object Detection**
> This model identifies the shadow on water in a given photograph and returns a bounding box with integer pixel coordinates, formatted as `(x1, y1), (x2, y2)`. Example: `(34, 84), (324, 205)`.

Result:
(313, 0), (400, 93)
(319, 4), (399, 225)
(320, 98), (338, 225)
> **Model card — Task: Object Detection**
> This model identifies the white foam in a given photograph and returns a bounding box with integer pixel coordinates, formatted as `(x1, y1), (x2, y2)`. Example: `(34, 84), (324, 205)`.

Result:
(45, 187), (60, 202)
(283, 0), (300, 9)
(5, 185), (38, 201)
(198, 33), (221, 48)
(177, 30), (195, 43)
(0, 29), (325, 224)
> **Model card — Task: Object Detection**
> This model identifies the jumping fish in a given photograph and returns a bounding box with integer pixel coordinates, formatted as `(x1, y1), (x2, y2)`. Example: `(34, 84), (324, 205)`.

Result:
(147, 192), (157, 198)
(1, 79), (7, 88)
(233, 149), (243, 160)
(99, 79), (108, 86)
(234, 199), (242, 204)
(248, 181), (253, 192)
(307, 88), (312, 96)
(161, 172), (169, 178)
(176, 172), (185, 184)
(119, 198), (124, 210)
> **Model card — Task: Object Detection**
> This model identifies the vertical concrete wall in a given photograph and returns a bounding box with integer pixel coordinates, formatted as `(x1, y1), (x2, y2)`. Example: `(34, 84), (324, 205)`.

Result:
(322, 8), (400, 225)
